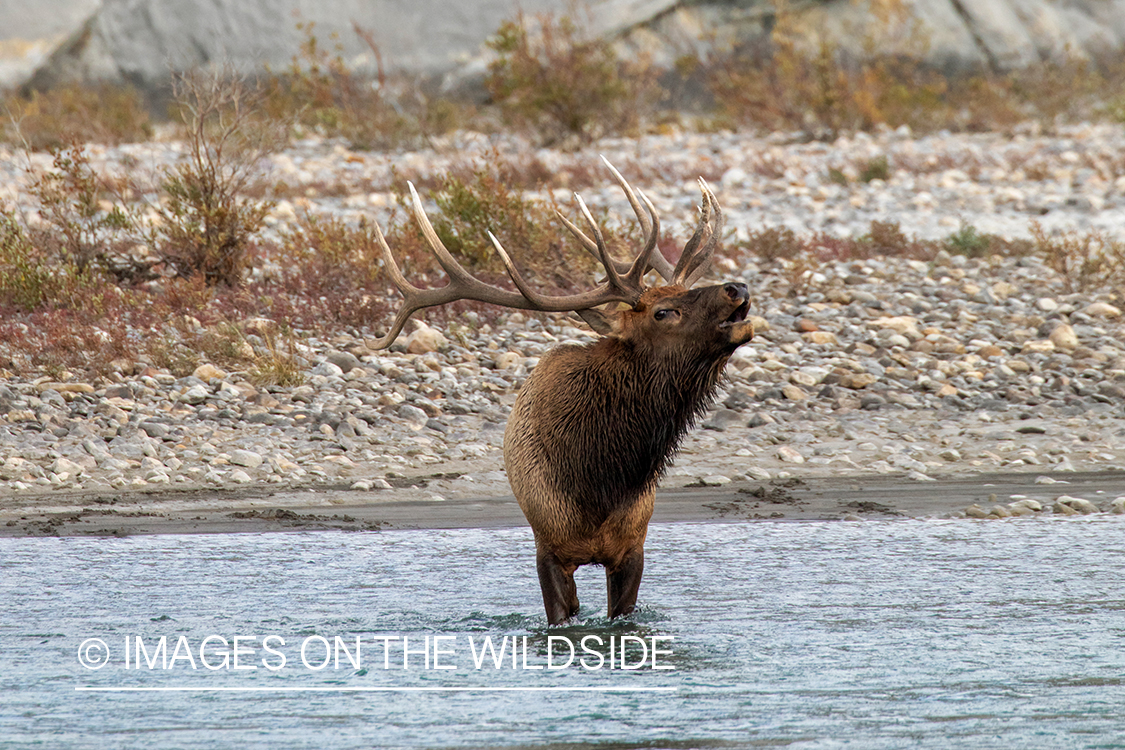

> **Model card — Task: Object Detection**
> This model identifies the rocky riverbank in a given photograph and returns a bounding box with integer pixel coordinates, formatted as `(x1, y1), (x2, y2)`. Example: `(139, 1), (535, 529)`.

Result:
(3, 125), (1125, 528)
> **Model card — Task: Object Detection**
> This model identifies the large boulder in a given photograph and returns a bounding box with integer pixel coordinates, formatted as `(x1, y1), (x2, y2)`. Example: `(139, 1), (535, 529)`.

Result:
(8, 0), (1125, 97)
(0, 0), (99, 89)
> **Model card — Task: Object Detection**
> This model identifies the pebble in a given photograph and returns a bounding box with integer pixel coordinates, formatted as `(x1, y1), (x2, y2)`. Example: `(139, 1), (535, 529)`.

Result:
(2, 128), (1125, 503)
(700, 475), (731, 486)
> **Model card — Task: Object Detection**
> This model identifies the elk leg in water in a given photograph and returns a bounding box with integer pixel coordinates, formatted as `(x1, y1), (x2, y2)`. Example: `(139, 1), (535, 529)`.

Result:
(536, 547), (580, 625)
(606, 548), (645, 619)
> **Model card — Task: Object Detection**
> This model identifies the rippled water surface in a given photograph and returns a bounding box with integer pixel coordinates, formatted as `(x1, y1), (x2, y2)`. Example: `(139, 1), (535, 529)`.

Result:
(3, 519), (1125, 749)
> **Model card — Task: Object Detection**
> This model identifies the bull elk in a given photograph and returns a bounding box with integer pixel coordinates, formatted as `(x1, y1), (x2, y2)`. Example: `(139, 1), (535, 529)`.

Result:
(371, 159), (755, 624)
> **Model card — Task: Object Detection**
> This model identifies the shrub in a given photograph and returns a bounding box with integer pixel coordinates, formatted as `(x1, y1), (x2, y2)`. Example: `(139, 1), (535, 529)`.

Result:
(0, 210), (53, 310)
(859, 155), (890, 183)
(944, 223), (991, 258)
(264, 213), (389, 330)
(153, 71), (281, 285)
(741, 226), (803, 263)
(384, 160), (603, 294)
(485, 10), (659, 145)
(26, 144), (139, 277)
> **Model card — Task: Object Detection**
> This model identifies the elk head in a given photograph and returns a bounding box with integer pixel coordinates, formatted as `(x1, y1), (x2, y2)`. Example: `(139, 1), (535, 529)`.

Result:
(369, 157), (754, 353)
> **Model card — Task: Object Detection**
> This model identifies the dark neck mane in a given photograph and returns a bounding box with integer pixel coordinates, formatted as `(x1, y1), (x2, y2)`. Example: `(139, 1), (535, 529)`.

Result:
(539, 337), (727, 516)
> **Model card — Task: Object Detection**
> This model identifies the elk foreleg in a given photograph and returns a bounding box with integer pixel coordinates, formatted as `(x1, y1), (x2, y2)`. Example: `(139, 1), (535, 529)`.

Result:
(536, 548), (580, 625)
(606, 548), (644, 619)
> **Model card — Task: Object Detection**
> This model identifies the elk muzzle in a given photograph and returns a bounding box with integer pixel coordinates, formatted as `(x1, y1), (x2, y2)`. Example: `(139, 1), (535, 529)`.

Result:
(719, 282), (754, 346)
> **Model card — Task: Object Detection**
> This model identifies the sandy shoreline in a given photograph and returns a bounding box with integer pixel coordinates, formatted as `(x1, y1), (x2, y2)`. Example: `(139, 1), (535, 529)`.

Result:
(3, 469), (1124, 537)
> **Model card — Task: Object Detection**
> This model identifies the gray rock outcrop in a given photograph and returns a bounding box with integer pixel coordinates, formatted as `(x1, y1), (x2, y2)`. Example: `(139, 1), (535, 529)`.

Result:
(5, 0), (1125, 97)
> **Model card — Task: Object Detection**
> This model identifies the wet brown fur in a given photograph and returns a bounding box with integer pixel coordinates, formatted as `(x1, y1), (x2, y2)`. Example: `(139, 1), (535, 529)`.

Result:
(504, 283), (754, 623)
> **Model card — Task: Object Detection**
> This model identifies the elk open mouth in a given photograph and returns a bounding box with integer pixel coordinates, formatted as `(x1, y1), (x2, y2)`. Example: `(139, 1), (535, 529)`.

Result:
(719, 300), (750, 328)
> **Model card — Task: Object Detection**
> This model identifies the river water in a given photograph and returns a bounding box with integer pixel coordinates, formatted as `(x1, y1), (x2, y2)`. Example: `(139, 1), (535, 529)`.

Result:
(3, 518), (1124, 749)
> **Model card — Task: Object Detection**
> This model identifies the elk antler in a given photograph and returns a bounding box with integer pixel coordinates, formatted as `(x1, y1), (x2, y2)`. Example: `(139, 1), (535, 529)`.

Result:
(672, 178), (724, 288)
(370, 163), (725, 348)
(370, 180), (652, 349)
(556, 158), (722, 288)
(554, 156), (674, 283)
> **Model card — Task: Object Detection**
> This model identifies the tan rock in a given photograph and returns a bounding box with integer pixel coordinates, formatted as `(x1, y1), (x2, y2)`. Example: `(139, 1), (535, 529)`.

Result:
(1021, 340), (1055, 354)
(839, 373), (877, 389)
(781, 384), (809, 401)
(241, 317), (278, 336)
(36, 381), (94, 394)
(869, 316), (920, 338)
(991, 281), (1016, 300)
(1056, 495), (1098, 514)
(1048, 324), (1079, 351)
(777, 446), (805, 464)
(494, 352), (522, 370)
(406, 322), (447, 354)
(803, 331), (838, 346)
(193, 363), (228, 381)
(977, 345), (1003, 358)
(1085, 302), (1122, 318)
(789, 371), (818, 387)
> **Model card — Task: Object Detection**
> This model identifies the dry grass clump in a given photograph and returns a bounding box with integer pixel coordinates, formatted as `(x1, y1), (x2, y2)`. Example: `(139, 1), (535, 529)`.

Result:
(734, 219), (1051, 296)
(1031, 222), (1125, 293)
(2, 83), (152, 151)
(704, 1), (1125, 138)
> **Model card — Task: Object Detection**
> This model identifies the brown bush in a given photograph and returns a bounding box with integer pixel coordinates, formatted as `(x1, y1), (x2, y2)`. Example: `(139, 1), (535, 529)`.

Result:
(485, 9), (660, 145)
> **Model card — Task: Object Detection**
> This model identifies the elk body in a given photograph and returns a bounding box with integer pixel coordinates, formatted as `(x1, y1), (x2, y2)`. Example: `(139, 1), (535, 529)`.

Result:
(372, 160), (754, 624)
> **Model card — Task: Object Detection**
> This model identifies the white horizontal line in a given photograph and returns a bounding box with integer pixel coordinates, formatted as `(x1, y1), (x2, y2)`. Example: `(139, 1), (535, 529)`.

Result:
(75, 686), (677, 693)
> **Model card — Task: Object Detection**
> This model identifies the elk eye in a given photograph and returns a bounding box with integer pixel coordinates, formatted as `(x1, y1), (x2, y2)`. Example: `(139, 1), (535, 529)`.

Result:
(654, 309), (678, 321)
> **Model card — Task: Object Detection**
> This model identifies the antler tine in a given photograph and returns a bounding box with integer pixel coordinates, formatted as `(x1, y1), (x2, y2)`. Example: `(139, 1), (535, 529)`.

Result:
(369, 187), (543, 350)
(623, 189), (661, 288)
(600, 156), (675, 282)
(574, 193), (626, 291)
(487, 231), (638, 312)
(671, 178), (724, 288)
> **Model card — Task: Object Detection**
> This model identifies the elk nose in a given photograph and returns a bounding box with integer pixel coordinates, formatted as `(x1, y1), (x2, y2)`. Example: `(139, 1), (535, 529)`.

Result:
(724, 283), (748, 302)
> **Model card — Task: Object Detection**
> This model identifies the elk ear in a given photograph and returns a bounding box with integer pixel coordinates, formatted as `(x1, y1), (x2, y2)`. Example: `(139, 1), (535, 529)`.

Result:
(573, 309), (614, 335)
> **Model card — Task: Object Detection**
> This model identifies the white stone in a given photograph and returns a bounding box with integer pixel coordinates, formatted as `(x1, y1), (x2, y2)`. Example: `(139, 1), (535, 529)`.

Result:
(229, 449), (263, 469)
(777, 446), (805, 464)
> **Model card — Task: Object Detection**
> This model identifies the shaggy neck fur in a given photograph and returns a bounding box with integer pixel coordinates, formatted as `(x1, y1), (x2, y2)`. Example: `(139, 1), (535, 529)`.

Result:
(535, 336), (730, 519)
